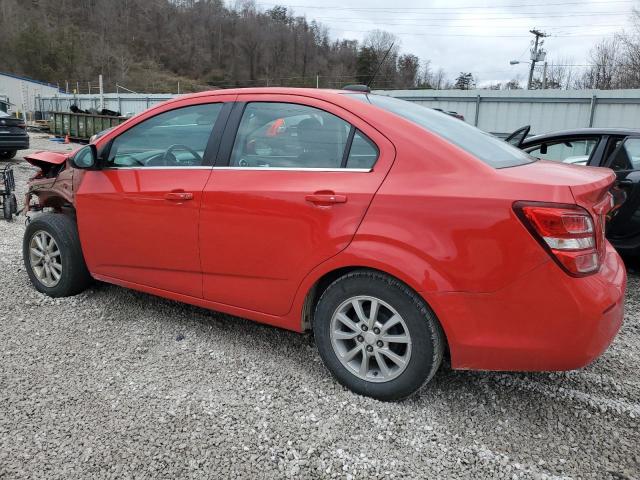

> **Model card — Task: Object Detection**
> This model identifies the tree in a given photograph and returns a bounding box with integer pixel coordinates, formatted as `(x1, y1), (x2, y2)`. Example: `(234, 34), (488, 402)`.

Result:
(575, 38), (621, 89)
(504, 78), (522, 90)
(356, 46), (377, 85)
(361, 30), (399, 89)
(616, 9), (640, 88)
(454, 72), (475, 90)
(397, 54), (420, 89)
(0, 0), (443, 92)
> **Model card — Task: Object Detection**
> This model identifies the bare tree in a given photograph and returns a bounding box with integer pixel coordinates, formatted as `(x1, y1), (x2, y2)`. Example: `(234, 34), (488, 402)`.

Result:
(617, 9), (640, 88)
(575, 38), (621, 89)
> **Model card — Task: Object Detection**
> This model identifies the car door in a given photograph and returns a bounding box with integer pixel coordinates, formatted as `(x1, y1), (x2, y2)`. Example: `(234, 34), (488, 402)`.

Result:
(199, 95), (395, 316)
(75, 96), (235, 297)
(504, 125), (530, 148)
(603, 136), (640, 244)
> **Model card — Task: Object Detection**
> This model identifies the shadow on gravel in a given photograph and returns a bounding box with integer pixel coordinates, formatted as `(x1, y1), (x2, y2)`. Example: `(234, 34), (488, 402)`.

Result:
(85, 280), (621, 407)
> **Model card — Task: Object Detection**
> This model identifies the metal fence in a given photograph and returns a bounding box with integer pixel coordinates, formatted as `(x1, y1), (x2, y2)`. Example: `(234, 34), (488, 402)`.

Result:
(377, 89), (640, 136)
(37, 89), (640, 136)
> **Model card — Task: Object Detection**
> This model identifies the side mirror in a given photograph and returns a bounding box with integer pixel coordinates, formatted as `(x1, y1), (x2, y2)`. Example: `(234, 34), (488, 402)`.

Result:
(70, 145), (98, 169)
(540, 143), (548, 155)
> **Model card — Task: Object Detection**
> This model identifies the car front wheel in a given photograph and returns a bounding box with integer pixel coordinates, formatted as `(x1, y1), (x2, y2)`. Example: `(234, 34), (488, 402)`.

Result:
(23, 213), (92, 297)
(0, 150), (17, 160)
(313, 270), (445, 401)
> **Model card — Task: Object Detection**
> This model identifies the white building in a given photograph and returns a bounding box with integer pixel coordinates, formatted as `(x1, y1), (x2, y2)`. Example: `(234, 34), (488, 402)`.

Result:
(0, 71), (59, 114)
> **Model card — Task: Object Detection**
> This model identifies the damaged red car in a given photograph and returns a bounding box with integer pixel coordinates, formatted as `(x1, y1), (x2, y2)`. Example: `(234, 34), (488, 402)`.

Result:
(23, 88), (626, 401)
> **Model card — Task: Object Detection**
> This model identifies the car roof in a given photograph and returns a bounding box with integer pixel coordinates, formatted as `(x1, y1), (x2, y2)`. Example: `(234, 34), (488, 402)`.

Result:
(523, 127), (640, 145)
(156, 87), (361, 111)
(176, 87), (351, 98)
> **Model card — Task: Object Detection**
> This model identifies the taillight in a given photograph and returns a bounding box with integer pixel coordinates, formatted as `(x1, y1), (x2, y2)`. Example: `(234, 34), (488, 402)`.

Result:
(514, 201), (600, 277)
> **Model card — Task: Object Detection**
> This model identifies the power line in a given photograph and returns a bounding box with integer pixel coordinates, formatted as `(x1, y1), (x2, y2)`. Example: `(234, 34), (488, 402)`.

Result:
(304, 18), (624, 29)
(327, 27), (617, 38)
(301, 12), (629, 20)
(257, 0), (634, 11)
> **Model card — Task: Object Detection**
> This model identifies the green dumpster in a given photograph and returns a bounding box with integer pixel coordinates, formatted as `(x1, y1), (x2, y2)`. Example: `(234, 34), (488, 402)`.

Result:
(48, 112), (128, 142)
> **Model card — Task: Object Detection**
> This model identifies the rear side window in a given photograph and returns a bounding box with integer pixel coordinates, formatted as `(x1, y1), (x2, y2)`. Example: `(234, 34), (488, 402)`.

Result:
(525, 138), (598, 166)
(347, 131), (378, 169)
(363, 94), (534, 169)
(229, 102), (378, 170)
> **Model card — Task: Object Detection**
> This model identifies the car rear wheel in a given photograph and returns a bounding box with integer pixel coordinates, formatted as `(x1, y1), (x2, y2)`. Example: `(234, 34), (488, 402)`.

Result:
(0, 150), (17, 160)
(23, 213), (92, 297)
(313, 270), (445, 401)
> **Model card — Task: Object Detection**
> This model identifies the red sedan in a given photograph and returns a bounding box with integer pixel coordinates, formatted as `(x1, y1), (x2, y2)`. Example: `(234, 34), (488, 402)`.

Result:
(23, 88), (626, 401)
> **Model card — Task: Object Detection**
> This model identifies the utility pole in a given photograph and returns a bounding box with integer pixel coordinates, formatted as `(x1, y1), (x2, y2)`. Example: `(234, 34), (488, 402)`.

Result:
(527, 29), (547, 90)
(542, 61), (548, 89)
(98, 74), (104, 110)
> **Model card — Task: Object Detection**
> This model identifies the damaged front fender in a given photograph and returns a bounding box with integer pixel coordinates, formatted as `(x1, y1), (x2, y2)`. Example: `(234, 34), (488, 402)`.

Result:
(24, 150), (82, 212)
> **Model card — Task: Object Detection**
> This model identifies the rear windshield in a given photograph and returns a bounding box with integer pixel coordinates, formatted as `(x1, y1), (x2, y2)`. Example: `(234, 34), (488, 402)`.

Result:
(347, 93), (534, 169)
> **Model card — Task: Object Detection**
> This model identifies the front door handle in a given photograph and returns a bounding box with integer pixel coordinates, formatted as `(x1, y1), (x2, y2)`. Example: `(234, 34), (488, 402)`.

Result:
(164, 191), (194, 201)
(305, 192), (347, 205)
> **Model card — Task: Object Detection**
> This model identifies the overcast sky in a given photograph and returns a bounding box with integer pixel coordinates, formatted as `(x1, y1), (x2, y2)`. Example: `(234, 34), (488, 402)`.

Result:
(254, 0), (638, 86)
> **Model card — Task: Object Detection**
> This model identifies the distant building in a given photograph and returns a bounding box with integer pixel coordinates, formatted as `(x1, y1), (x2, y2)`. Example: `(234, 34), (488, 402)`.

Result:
(0, 72), (60, 114)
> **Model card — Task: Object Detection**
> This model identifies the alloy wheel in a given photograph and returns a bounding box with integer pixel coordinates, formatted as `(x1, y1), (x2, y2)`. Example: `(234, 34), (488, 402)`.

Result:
(29, 230), (62, 287)
(330, 295), (412, 383)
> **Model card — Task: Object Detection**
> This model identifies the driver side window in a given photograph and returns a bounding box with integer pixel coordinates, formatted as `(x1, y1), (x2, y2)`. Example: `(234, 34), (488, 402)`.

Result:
(106, 103), (222, 168)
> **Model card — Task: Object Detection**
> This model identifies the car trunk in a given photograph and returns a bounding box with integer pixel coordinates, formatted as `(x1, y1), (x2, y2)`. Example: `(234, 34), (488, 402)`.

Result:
(500, 159), (616, 260)
(0, 116), (26, 134)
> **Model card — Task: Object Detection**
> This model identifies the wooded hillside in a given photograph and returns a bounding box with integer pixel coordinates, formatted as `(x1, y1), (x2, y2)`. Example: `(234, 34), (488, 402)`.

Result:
(0, 0), (442, 93)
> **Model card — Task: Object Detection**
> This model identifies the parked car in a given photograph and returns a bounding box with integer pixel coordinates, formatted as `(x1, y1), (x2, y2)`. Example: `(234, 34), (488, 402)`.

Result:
(507, 126), (640, 259)
(22, 88), (626, 401)
(0, 111), (29, 160)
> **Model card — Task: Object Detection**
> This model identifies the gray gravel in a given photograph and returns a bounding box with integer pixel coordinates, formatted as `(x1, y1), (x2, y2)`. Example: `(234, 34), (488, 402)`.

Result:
(1, 134), (639, 479)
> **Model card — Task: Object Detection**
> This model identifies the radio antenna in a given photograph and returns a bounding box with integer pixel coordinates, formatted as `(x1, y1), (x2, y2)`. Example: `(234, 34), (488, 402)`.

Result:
(366, 42), (395, 88)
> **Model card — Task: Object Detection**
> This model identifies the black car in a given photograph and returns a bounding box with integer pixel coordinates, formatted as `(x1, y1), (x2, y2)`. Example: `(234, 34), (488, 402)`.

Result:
(507, 126), (640, 259)
(0, 111), (29, 160)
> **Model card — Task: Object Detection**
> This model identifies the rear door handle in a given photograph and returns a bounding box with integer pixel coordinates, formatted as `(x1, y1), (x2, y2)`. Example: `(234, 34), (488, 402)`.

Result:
(305, 193), (347, 205)
(164, 191), (194, 201)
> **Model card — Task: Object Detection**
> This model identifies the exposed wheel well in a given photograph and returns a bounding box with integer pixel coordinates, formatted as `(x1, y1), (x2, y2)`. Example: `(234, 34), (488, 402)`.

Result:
(302, 266), (451, 362)
(29, 193), (75, 214)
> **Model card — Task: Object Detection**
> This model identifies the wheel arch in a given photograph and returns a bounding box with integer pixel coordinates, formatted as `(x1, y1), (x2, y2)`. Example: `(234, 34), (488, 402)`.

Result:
(300, 264), (452, 364)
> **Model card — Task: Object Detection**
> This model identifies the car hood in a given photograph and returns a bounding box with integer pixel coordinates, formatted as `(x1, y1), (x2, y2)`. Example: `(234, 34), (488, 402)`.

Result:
(24, 150), (73, 176)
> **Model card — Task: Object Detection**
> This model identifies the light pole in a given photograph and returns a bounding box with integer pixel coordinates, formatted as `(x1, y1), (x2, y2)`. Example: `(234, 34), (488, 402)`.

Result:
(510, 59), (549, 90)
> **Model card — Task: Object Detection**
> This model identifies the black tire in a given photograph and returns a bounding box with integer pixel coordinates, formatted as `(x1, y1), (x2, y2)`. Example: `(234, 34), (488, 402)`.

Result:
(23, 213), (92, 297)
(2, 197), (11, 220)
(9, 193), (17, 216)
(313, 270), (445, 401)
(0, 150), (17, 160)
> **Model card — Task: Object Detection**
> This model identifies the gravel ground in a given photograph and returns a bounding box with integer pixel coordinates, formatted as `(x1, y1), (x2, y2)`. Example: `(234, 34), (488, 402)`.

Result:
(1, 134), (639, 479)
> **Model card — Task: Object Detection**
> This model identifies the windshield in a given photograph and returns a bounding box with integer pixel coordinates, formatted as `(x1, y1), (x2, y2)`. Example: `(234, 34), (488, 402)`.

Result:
(347, 93), (534, 169)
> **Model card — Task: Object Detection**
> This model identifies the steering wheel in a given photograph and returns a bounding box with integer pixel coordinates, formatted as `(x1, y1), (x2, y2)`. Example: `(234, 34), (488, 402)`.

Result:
(160, 144), (203, 166)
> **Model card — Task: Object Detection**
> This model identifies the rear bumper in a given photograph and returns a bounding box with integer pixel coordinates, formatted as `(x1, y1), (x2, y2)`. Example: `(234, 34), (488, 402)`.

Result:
(428, 242), (626, 371)
(0, 135), (29, 150)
